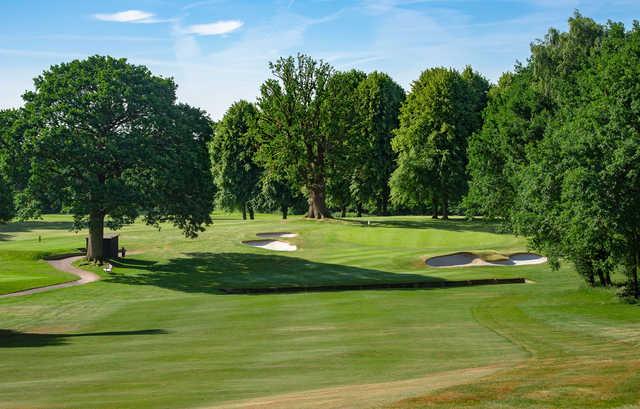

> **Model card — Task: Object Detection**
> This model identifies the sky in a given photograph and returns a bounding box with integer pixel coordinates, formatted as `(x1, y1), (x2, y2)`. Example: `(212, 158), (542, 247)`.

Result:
(2, 0), (640, 119)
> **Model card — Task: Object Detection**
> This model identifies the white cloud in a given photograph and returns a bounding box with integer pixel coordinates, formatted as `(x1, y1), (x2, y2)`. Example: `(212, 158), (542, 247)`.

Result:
(185, 20), (244, 36)
(94, 10), (157, 24)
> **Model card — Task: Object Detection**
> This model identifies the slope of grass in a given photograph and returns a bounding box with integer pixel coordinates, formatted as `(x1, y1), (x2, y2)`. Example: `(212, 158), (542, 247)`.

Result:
(0, 213), (637, 409)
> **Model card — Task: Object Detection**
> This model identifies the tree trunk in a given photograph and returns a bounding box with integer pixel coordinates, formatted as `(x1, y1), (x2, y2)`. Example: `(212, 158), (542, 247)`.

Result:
(281, 205), (288, 220)
(381, 189), (390, 216)
(248, 204), (255, 220)
(442, 198), (449, 220)
(634, 246), (639, 299)
(307, 185), (331, 219)
(87, 211), (105, 263)
(241, 203), (247, 220)
(341, 207), (347, 218)
(432, 199), (439, 219)
(356, 203), (363, 218)
(596, 269), (606, 287)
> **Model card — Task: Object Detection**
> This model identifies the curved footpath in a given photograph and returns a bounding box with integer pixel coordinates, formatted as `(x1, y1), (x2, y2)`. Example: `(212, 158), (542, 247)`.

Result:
(0, 256), (100, 298)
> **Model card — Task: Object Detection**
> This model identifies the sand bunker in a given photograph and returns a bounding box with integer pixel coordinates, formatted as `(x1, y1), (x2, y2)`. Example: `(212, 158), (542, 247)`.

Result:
(243, 240), (297, 252)
(427, 252), (547, 268)
(256, 232), (299, 238)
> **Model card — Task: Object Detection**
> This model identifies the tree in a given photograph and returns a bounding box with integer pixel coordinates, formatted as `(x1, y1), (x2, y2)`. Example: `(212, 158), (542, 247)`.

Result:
(391, 67), (487, 219)
(258, 171), (302, 219)
(257, 54), (334, 219)
(466, 13), (640, 298)
(464, 69), (551, 219)
(351, 72), (405, 215)
(210, 100), (261, 220)
(513, 17), (640, 298)
(0, 109), (19, 222)
(20, 56), (214, 261)
(465, 12), (602, 220)
(322, 69), (367, 217)
(0, 174), (12, 223)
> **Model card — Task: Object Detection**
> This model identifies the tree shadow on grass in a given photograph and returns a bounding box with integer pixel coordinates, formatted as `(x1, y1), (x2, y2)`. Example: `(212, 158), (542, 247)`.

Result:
(105, 252), (444, 295)
(0, 220), (76, 234)
(0, 329), (168, 348)
(336, 218), (504, 234)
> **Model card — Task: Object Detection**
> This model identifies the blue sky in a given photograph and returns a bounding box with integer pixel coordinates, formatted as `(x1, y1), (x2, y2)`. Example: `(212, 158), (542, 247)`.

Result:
(2, 0), (640, 119)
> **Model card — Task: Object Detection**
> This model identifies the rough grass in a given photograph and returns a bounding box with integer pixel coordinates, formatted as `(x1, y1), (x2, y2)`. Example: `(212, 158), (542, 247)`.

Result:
(0, 213), (637, 409)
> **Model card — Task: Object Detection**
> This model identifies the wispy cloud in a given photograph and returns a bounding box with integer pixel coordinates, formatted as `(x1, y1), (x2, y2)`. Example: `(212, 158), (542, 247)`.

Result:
(94, 10), (159, 24)
(184, 20), (244, 36)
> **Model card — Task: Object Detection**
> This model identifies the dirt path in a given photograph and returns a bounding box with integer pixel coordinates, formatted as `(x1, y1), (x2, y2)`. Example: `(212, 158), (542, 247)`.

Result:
(0, 256), (100, 298)
(206, 365), (506, 409)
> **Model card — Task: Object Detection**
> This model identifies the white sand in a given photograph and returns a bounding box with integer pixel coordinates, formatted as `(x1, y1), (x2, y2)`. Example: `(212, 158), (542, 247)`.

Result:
(243, 240), (297, 252)
(256, 232), (299, 238)
(426, 252), (547, 268)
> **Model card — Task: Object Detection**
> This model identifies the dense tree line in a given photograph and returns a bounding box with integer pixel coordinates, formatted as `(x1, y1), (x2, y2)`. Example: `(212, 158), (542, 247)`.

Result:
(210, 55), (480, 220)
(1, 12), (639, 299)
(465, 13), (640, 299)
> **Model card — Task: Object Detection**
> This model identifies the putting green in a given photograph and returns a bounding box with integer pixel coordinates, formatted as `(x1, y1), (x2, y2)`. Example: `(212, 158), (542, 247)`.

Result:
(0, 214), (638, 409)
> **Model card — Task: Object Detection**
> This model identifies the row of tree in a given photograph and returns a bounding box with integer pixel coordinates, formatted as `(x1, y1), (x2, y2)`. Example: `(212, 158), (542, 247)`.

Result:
(464, 13), (640, 299)
(211, 55), (488, 221)
(0, 13), (638, 298)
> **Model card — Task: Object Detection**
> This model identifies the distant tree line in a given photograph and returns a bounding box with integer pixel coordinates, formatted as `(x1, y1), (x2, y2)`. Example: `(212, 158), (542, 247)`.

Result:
(0, 13), (638, 299)
(210, 55), (487, 220)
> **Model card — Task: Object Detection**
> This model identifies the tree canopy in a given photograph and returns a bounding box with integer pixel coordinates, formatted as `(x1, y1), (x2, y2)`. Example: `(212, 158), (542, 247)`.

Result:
(391, 67), (488, 218)
(19, 55), (214, 261)
(257, 54), (334, 219)
(351, 72), (405, 216)
(466, 13), (640, 299)
(210, 100), (261, 220)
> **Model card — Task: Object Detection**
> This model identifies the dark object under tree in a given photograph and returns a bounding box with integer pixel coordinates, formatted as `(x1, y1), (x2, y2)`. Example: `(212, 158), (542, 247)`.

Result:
(18, 55), (215, 262)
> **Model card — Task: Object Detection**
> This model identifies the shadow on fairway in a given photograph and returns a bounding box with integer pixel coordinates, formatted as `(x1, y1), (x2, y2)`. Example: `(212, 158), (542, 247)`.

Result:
(0, 220), (76, 235)
(336, 218), (503, 234)
(105, 252), (443, 295)
(0, 328), (168, 348)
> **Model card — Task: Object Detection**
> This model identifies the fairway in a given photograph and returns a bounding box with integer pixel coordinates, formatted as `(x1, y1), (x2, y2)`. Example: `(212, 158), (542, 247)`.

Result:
(1, 214), (638, 408)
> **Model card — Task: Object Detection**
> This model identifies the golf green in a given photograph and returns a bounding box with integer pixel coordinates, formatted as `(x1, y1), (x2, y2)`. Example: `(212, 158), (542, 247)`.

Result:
(0, 214), (638, 409)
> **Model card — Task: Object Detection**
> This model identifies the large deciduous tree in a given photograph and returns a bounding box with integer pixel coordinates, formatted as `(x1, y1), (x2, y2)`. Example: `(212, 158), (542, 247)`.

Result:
(210, 100), (261, 220)
(351, 72), (405, 216)
(322, 69), (367, 217)
(0, 109), (19, 222)
(390, 67), (487, 219)
(257, 54), (334, 219)
(21, 55), (214, 261)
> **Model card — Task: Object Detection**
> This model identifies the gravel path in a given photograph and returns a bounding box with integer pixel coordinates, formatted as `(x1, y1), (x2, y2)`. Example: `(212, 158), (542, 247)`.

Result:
(0, 255), (100, 298)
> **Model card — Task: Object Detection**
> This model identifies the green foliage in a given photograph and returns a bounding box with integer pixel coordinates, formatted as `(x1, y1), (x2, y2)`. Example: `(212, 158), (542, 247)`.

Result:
(257, 54), (334, 218)
(464, 69), (551, 218)
(391, 67), (488, 218)
(351, 72), (405, 215)
(467, 12), (640, 297)
(322, 69), (367, 216)
(0, 109), (21, 222)
(19, 55), (214, 259)
(210, 100), (261, 219)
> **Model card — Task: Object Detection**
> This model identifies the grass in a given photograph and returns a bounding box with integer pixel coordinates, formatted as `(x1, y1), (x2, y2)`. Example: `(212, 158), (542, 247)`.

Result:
(0, 213), (638, 408)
